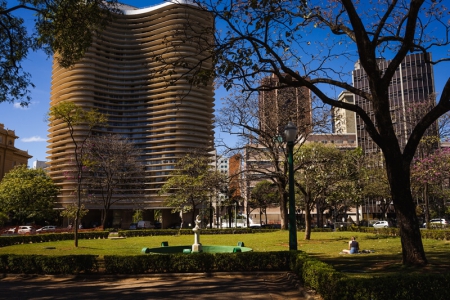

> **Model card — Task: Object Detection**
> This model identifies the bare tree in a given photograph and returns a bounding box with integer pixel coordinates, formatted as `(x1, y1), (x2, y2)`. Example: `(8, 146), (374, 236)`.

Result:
(84, 134), (147, 228)
(217, 87), (328, 229)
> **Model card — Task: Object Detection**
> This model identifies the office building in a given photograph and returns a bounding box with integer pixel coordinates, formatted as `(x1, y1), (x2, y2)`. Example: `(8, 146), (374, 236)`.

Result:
(353, 53), (437, 154)
(333, 91), (356, 134)
(47, 1), (214, 227)
(32, 160), (48, 171)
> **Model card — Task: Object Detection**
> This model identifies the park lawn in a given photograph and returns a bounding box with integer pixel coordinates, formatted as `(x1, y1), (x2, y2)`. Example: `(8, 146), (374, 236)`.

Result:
(1, 230), (449, 275)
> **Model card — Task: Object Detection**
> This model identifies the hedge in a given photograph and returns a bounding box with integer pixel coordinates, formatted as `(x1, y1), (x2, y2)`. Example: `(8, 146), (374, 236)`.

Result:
(117, 228), (275, 238)
(0, 254), (98, 274)
(0, 231), (110, 247)
(1, 251), (449, 300)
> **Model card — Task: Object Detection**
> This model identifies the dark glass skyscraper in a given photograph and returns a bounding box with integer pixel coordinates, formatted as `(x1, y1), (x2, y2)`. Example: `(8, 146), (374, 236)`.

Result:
(353, 53), (436, 154)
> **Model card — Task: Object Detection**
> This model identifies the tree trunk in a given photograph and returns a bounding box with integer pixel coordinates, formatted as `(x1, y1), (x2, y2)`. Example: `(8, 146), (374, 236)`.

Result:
(316, 201), (321, 228)
(101, 208), (108, 229)
(74, 174), (82, 248)
(304, 193), (312, 240)
(386, 155), (427, 266)
(209, 199), (213, 229)
(356, 201), (360, 225)
(424, 183), (430, 229)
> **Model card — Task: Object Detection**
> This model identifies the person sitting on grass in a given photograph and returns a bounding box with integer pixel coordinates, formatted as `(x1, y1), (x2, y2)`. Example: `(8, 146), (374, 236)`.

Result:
(341, 236), (359, 254)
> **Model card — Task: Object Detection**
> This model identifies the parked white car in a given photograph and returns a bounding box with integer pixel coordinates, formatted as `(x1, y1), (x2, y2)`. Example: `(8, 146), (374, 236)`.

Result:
(17, 226), (36, 234)
(5, 227), (17, 234)
(221, 215), (260, 228)
(372, 221), (389, 228)
(36, 225), (57, 232)
(423, 218), (447, 228)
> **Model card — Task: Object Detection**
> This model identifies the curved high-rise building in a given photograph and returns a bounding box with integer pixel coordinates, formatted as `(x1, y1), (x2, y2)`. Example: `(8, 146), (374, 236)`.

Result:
(47, 1), (215, 227)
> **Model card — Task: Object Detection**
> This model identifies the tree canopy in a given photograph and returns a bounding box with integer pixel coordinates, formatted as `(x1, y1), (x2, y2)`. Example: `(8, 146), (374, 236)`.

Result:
(0, 0), (118, 106)
(294, 142), (350, 239)
(249, 180), (280, 224)
(159, 149), (227, 226)
(0, 164), (59, 224)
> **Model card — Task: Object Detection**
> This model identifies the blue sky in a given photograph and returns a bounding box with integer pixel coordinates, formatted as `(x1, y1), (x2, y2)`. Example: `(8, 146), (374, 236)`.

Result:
(0, 0), (448, 167)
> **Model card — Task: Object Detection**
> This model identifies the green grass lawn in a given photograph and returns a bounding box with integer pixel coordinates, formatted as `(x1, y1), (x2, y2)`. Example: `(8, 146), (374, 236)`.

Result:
(1, 230), (449, 275)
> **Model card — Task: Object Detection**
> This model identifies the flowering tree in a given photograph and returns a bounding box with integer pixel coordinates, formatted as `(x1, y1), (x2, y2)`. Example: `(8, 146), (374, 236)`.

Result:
(411, 148), (450, 226)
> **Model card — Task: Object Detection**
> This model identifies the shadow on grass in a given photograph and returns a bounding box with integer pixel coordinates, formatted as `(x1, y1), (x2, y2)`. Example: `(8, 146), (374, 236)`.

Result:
(311, 250), (450, 276)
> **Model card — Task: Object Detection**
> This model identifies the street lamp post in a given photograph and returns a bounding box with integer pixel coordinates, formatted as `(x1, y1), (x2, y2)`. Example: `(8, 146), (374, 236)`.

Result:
(285, 121), (298, 251)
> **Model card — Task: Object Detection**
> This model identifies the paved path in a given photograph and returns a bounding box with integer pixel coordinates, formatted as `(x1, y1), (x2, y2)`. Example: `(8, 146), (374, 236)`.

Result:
(0, 272), (320, 300)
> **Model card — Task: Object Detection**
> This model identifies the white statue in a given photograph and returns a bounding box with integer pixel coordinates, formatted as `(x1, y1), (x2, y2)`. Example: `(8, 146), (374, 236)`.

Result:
(195, 215), (201, 229)
(192, 215), (202, 252)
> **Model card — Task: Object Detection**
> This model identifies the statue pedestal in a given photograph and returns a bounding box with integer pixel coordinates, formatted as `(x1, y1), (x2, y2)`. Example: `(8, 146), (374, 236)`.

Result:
(192, 227), (202, 252)
(192, 243), (202, 252)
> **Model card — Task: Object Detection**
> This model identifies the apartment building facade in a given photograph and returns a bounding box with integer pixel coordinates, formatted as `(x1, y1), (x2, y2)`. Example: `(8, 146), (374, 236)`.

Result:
(333, 91), (357, 134)
(47, 1), (215, 228)
(259, 74), (312, 139)
(0, 123), (32, 181)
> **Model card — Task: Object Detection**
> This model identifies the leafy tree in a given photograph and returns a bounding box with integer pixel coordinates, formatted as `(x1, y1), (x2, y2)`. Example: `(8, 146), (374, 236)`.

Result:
(314, 148), (365, 228)
(84, 134), (146, 228)
(294, 142), (347, 239)
(0, 211), (8, 227)
(0, 165), (59, 224)
(60, 203), (89, 228)
(249, 180), (280, 225)
(48, 101), (106, 246)
(362, 156), (392, 220)
(159, 149), (227, 226)
(194, 0), (450, 265)
(132, 210), (143, 223)
(0, 0), (119, 106)
(334, 147), (366, 225)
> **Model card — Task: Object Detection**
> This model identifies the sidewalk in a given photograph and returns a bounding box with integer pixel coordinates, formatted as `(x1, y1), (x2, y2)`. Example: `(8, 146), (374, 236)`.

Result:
(0, 272), (320, 300)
